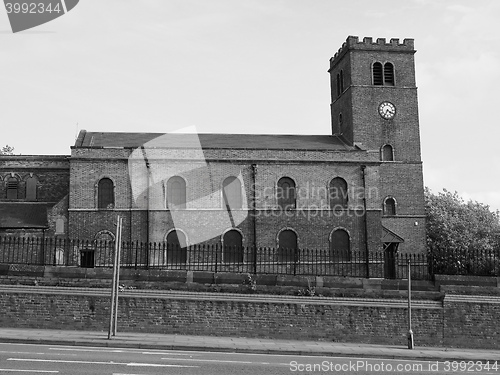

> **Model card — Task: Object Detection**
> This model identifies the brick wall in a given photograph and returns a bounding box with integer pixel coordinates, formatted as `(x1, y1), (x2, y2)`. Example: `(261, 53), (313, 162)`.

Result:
(1, 287), (498, 348)
(0, 156), (69, 203)
(68, 147), (390, 252)
(0, 288), (443, 346)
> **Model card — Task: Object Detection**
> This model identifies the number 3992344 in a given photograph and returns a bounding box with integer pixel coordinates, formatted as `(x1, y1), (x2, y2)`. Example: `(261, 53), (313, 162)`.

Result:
(5, 2), (62, 14)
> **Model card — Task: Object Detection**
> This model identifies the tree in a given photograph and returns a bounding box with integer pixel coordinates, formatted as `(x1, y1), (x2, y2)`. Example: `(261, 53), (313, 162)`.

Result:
(0, 145), (14, 155)
(425, 187), (500, 275)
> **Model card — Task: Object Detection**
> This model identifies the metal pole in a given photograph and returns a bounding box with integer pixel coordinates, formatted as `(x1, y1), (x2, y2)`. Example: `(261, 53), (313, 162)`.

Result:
(407, 258), (414, 349)
(113, 216), (123, 336)
(108, 216), (121, 339)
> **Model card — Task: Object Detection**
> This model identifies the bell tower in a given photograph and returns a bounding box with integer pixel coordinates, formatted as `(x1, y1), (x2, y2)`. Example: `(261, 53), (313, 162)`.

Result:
(328, 36), (426, 253)
(328, 36), (421, 161)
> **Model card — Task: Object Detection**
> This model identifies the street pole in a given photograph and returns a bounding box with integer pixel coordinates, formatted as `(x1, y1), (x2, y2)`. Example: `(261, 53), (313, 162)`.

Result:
(108, 216), (121, 340)
(113, 216), (123, 336)
(407, 258), (414, 349)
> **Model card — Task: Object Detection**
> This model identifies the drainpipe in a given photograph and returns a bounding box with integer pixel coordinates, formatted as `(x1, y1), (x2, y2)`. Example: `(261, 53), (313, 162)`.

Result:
(251, 164), (257, 274)
(360, 165), (370, 278)
(140, 147), (151, 266)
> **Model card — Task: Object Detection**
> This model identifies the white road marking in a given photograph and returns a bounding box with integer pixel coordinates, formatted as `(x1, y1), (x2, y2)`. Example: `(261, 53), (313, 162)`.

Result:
(161, 357), (255, 364)
(0, 350), (76, 356)
(49, 348), (127, 353)
(7, 358), (198, 368)
(0, 370), (58, 373)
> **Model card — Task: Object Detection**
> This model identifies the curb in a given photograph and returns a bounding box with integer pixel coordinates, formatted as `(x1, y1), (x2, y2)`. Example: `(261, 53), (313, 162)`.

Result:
(1, 336), (498, 363)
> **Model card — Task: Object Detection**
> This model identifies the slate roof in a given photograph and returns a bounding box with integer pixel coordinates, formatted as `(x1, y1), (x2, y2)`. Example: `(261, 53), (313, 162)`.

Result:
(0, 203), (48, 229)
(74, 131), (356, 151)
(382, 226), (405, 243)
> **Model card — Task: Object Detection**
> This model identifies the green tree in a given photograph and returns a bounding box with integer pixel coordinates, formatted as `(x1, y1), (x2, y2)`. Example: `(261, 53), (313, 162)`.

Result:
(0, 145), (14, 155)
(425, 188), (500, 275)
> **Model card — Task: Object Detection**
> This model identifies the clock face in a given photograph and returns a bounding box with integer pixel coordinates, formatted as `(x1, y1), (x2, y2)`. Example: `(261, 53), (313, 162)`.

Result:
(378, 101), (396, 119)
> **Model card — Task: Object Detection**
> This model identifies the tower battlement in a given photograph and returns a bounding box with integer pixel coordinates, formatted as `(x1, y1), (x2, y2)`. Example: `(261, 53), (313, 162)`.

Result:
(329, 36), (415, 68)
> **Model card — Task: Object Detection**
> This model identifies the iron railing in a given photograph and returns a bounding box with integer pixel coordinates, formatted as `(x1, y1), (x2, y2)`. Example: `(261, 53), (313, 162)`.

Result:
(430, 247), (500, 277)
(0, 235), (437, 279)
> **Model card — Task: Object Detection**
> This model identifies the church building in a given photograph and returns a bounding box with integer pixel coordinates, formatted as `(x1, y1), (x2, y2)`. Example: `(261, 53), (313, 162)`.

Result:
(1, 36), (426, 266)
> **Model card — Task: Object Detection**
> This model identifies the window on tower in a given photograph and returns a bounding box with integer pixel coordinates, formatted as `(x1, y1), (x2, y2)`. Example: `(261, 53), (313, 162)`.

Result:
(383, 197), (397, 216)
(381, 144), (394, 161)
(373, 62), (383, 85)
(384, 63), (395, 85)
(373, 61), (395, 86)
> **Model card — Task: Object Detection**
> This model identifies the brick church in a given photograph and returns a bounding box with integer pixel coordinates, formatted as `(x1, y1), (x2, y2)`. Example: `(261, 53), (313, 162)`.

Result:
(0, 36), (426, 262)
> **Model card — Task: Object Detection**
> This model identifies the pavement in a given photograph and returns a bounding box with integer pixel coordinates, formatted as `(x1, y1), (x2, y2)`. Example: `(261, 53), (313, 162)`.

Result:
(0, 328), (499, 362)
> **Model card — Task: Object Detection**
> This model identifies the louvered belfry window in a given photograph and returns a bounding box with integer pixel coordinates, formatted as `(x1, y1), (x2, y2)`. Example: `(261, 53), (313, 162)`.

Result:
(384, 62), (395, 85)
(6, 178), (18, 199)
(373, 62), (383, 85)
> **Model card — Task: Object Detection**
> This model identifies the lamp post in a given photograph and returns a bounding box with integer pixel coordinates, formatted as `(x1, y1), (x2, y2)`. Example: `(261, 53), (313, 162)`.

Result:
(407, 258), (414, 349)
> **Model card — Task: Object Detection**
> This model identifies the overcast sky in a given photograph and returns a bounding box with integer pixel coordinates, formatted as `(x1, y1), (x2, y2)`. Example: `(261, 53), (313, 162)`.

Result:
(1, 0), (499, 211)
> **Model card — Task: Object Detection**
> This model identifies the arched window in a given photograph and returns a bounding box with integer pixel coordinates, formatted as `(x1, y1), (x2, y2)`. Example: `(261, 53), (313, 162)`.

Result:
(330, 229), (350, 261)
(167, 176), (186, 209)
(381, 144), (394, 161)
(277, 177), (296, 209)
(223, 176), (242, 209)
(6, 177), (18, 199)
(336, 73), (341, 97)
(384, 62), (395, 86)
(278, 229), (298, 262)
(339, 70), (344, 93)
(223, 229), (243, 263)
(166, 229), (187, 264)
(329, 177), (348, 209)
(94, 230), (115, 266)
(373, 62), (395, 86)
(373, 62), (383, 85)
(98, 178), (114, 209)
(384, 197), (397, 216)
(26, 176), (37, 201)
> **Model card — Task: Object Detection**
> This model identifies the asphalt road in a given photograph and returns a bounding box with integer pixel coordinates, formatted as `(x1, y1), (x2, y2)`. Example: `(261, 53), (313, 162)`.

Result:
(0, 342), (497, 374)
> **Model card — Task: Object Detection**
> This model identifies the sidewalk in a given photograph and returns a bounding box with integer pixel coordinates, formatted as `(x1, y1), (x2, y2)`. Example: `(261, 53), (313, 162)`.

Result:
(0, 328), (499, 362)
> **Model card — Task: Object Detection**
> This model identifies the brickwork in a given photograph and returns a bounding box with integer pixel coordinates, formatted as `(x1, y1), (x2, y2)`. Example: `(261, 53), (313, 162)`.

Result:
(0, 156), (69, 203)
(1, 35), (427, 262)
(2, 288), (498, 349)
(329, 36), (425, 256)
(0, 155), (70, 236)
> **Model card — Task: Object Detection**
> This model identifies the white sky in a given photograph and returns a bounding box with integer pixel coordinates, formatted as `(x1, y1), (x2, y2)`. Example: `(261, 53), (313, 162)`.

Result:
(1, 0), (499, 211)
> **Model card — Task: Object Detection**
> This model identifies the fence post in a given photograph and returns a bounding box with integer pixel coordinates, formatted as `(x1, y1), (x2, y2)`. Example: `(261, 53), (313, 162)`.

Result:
(407, 258), (414, 349)
(214, 244), (218, 274)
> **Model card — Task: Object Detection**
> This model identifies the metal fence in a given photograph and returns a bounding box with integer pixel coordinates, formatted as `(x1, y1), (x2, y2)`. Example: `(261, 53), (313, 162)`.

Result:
(0, 235), (435, 279)
(430, 247), (500, 277)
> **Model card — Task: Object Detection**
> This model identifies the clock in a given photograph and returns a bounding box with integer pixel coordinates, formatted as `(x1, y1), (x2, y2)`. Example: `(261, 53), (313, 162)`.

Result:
(378, 101), (396, 119)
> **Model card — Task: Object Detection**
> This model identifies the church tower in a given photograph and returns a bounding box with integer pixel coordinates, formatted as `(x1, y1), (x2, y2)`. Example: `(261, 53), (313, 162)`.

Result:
(329, 36), (426, 253)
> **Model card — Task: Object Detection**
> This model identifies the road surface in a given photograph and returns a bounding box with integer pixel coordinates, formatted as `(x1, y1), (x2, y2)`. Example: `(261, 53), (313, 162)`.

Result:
(0, 342), (496, 374)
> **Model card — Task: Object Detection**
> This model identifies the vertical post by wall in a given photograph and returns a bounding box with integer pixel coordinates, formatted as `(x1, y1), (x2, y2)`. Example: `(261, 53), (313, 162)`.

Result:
(252, 164), (257, 274)
(360, 165), (370, 278)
